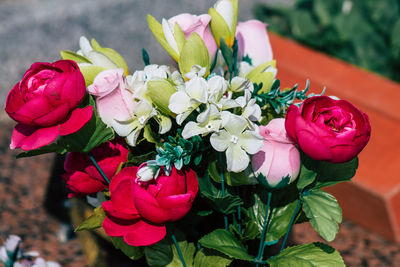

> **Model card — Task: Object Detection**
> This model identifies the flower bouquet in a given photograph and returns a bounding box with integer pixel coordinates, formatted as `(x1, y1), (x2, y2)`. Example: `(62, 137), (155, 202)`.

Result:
(4, 0), (371, 266)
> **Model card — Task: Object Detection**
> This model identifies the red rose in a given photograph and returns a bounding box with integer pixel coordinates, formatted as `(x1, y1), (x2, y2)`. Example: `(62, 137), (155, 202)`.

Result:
(102, 166), (198, 246)
(5, 60), (93, 150)
(62, 139), (129, 197)
(285, 96), (371, 163)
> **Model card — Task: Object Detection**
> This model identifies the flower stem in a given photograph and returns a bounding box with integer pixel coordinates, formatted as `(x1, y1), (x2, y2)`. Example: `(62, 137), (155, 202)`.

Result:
(236, 187), (242, 234)
(88, 153), (110, 184)
(167, 224), (187, 267)
(280, 198), (301, 252)
(255, 192), (273, 267)
(219, 152), (229, 230)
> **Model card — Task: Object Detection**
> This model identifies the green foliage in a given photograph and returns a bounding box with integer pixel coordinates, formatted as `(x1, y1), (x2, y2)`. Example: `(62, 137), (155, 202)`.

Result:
(111, 237), (144, 260)
(255, 0), (400, 82)
(301, 189), (342, 242)
(16, 143), (67, 158)
(267, 242), (345, 267)
(198, 173), (243, 215)
(199, 229), (253, 261)
(208, 160), (250, 186)
(167, 239), (196, 267)
(193, 249), (232, 267)
(145, 238), (173, 267)
(74, 206), (105, 232)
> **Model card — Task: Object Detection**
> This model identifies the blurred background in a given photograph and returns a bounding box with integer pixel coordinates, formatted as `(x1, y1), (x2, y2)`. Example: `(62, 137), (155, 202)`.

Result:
(0, 0), (399, 266)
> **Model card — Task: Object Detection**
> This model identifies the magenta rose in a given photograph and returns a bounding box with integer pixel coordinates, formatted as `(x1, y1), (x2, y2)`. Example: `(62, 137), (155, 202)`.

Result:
(169, 13), (217, 60)
(102, 166), (198, 246)
(5, 60), (93, 151)
(252, 118), (300, 187)
(236, 20), (273, 66)
(285, 96), (371, 163)
(62, 138), (129, 197)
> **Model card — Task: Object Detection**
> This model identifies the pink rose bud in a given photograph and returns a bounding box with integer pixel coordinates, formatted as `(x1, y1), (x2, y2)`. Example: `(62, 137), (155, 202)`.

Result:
(169, 13), (218, 61)
(285, 96), (371, 163)
(62, 138), (128, 197)
(236, 20), (273, 66)
(252, 118), (300, 187)
(5, 60), (93, 150)
(87, 69), (135, 127)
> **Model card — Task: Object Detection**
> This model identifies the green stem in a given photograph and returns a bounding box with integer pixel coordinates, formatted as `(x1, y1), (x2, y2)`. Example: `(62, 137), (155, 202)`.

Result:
(88, 153), (110, 184)
(280, 198), (301, 252)
(255, 192), (273, 267)
(236, 187), (242, 234)
(167, 224), (187, 267)
(219, 152), (229, 230)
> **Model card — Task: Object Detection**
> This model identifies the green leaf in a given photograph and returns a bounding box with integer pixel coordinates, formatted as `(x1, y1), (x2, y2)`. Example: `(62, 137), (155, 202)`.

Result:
(91, 38), (129, 75)
(208, 7), (234, 47)
(198, 173), (243, 215)
(219, 38), (233, 71)
(208, 161), (249, 186)
(314, 157), (358, 188)
(60, 50), (92, 64)
(178, 33), (210, 78)
(110, 237), (144, 260)
(296, 163), (317, 190)
(267, 242), (345, 267)
(61, 95), (114, 153)
(193, 249), (232, 267)
(145, 238), (173, 267)
(74, 206), (105, 232)
(199, 229), (253, 261)
(167, 240), (195, 267)
(79, 65), (108, 87)
(143, 124), (161, 146)
(16, 143), (67, 158)
(128, 151), (157, 165)
(147, 80), (177, 116)
(301, 189), (342, 242)
(248, 194), (298, 242)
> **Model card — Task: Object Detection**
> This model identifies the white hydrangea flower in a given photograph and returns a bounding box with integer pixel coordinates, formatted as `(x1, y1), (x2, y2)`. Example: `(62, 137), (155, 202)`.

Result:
(230, 76), (254, 93)
(112, 99), (157, 146)
(236, 90), (262, 125)
(182, 104), (223, 139)
(169, 77), (208, 125)
(184, 65), (207, 80)
(210, 112), (263, 172)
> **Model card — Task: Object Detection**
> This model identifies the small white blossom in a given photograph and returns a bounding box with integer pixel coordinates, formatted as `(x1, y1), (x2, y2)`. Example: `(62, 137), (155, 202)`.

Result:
(182, 105), (223, 139)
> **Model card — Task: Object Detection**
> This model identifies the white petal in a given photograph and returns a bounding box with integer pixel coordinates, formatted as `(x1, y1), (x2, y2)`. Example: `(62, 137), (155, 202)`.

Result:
(126, 129), (141, 146)
(112, 118), (138, 137)
(168, 91), (191, 114)
(186, 77), (208, 103)
(79, 36), (92, 56)
(157, 114), (172, 134)
(226, 144), (250, 172)
(176, 110), (192, 125)
(197, 106), (211, 123)
(235, 95), (247, 108)
(239, 130), (264, 154)
(210, 130), (231, 152)
(230, 76), (251, 92)
(215, 0), (234, 31)
(182, 121), (205, 139)
(87, 51), (118, 69)
(162, 19), (179, 54)
(224, 113), (248, 135)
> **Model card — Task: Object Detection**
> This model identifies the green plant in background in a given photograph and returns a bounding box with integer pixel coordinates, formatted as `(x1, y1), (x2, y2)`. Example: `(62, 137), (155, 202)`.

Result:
(254, 0), (400, 82)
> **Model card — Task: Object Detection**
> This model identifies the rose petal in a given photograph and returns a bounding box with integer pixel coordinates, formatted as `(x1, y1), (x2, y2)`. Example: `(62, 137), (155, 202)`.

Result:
(33, 102), (70, 127)
(123, 220), (166, 247)
(59, 106), (93, 136)
(11, 124), (59, 150)
(132, 184), (169, 223)
(157, 194), (193, 221)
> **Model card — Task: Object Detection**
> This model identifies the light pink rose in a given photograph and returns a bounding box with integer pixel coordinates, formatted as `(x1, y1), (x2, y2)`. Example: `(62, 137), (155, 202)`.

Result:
(236, 20), (273, 66)
(87, 69), (135, 126)
(252, 118), (300, 187)
(169, 13), (217, 60)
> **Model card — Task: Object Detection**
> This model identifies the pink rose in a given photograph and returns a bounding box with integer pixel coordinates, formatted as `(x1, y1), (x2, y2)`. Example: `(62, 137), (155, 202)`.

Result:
(5, 60), (93, 150)
(252, 118), (300, 187)
(285, 96), (371, 163)
(236, 20), (273, 66)
(62, 138), (129, 197)
(87, 69), (135, 126)
(169, 13), (218, 60)
(102, 166), (198, 246)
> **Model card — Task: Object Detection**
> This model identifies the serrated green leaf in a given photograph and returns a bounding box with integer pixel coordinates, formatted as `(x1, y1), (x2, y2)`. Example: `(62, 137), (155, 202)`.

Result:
(301, 189), (342, 242)
(60, 50), (92, 64)
(199, 229), (253, 261)
(193, 249), (232, 267)
(178, 33), (210, 78)
(61, 95), (114, 153)
(16, 143), (67, 158)
(90, 38), (129, 75)
(110, 236), (144, 260)
(267, 242), (345, 267)
(167, 240), (195, 267)
(145, 238), (173, 267)
(74, 206), (105, 232)
(296, 163), (317, 190)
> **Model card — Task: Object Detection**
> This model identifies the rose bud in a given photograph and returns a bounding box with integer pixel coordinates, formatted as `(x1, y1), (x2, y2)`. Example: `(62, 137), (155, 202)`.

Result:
(285, 96), (371, 163)
(236, 20), (273, 67)
(5, 60), (93, 150)
(62, 139), (128, 197)
(252, 118), (301, 187)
